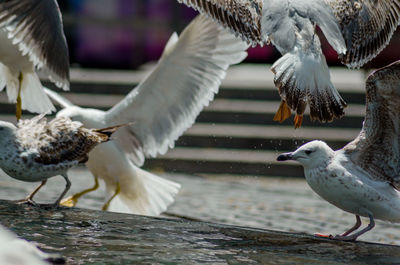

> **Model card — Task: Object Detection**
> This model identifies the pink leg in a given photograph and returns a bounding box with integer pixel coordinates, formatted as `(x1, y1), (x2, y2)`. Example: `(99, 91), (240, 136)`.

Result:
(333, 214), (375, 241)
(340, 215), (362, 237)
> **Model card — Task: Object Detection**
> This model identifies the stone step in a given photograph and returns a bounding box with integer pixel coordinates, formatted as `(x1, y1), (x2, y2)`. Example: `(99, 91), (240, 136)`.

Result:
(145, 147), (303, 177)
(40, 64), (368, 104)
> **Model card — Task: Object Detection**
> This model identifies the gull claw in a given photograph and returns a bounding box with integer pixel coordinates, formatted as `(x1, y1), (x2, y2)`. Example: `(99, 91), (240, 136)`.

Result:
(294, 114), (303, 129)
(60, 196), (77, 207)
(14, 198), (39, 207)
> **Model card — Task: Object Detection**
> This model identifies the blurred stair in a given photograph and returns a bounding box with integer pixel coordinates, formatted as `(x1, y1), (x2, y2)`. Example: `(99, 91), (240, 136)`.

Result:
(0, 64), (368, 177)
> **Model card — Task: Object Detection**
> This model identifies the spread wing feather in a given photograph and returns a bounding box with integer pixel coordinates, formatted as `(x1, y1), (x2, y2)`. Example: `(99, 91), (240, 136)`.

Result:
(327, 0), (400, 68)
(177, 0), (263, 46)
(344, 60), (400, 190)
(104, 15), (248, 166)
(0, 0), (69, 89)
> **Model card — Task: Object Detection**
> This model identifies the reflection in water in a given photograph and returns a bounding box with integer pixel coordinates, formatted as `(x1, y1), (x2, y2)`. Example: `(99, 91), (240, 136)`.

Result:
(0, 167), (400, 263)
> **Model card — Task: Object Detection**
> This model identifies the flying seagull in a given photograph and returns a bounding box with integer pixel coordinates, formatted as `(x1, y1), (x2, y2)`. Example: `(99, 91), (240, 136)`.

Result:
(177, 0), (400, 128)
(44, 14), (248, 215)
(0, 114), (122, 208)
(0, 0), (69, 120)
(277, 60), (400, 241)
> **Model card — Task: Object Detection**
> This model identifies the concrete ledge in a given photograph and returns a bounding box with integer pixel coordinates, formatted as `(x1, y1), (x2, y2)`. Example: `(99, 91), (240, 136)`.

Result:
(0, 200), (398, 264)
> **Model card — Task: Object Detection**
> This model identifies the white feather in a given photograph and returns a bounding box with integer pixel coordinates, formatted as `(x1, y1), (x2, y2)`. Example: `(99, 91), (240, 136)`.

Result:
(51, 14), (248, 216)
(107, 166), (180, 216)
(105, 14), (248, 164)
(0, 225), (50, 265)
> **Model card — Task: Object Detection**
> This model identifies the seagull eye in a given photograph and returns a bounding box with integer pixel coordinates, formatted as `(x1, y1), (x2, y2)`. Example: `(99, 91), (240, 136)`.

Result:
(305, 150), (312, 155)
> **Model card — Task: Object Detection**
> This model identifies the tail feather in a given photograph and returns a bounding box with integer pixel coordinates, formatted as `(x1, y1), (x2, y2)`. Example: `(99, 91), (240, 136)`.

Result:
(0, 64), (55, 113)
(20, 71), (56, 114)
(272, 45), (347, 123)
(107, 166), (181, 216)
(93, 123), (129, 139)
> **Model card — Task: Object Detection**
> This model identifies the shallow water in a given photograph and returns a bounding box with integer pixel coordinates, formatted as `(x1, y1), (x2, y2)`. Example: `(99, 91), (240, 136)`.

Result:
(1, 167), (399, 246)
(1, 201), (400, 264)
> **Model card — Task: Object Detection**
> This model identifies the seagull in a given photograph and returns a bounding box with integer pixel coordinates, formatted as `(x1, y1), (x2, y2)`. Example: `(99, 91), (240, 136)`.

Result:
(277, 60), (400, 241)
(0, 224), (64, 265)
(177, 0), (400, 128)
(44, 14), (248, 216)
(0, 224), (65, 265)
(0, 114), (122, 208)
(0, 0), (69, 120)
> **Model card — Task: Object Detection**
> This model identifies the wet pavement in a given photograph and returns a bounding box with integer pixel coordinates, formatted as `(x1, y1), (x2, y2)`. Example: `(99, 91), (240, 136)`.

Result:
(2, 200), (400, 265)
(1, 167), (399, 246)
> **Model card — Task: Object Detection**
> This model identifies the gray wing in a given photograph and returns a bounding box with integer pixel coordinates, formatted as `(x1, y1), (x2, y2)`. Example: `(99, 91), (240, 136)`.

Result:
(327, 0), (400, 68)
(105, 15), (248, 166)
(0, 0), (69, 90)
(177, 0), (264, 46)
(343, 60), (400, 190)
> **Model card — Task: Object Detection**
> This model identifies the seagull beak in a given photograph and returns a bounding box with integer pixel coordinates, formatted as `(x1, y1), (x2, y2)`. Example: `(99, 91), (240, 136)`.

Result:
(277, 152), (293, 161)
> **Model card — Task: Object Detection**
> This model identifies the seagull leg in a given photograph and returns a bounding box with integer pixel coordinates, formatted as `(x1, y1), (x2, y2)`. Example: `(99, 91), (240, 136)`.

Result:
(15, 180), (47, 206)
(16, 72), (23, 121)
(102, 182), (121, 211)
(60, 176), (99, 207)
(332, 214), (375, 241)
(51, 174), (71, 208)
(339, 215), (362, 237)
(273, 100), (291, 123)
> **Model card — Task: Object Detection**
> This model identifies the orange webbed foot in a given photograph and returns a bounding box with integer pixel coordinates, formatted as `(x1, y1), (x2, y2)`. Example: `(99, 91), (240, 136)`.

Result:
(273, 101), (291, 123)
(314, 233), (333, 239)
(293, 114), (303, 129)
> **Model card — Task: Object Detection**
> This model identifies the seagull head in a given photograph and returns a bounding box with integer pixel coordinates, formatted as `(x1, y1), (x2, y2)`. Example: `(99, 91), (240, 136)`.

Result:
(277, 140), (334, 169)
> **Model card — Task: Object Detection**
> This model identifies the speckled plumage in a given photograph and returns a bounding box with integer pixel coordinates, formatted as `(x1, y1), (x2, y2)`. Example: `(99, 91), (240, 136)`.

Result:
(177, 0), (400, 125)
(277, 60), (400, 240)
(344, 60), (400, 191)
(327, 0), (400, 68)
(177, 0), (263, 46)
(0, 115), (120, 205)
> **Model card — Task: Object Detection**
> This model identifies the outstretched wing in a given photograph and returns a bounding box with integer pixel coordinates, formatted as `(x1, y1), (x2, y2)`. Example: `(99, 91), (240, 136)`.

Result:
(0, 0), (69, 90)
(344, 60), (400, 190)
(177, 0), (263, 46)
(327, 0), (400, 68)
(44, 87), (74, 108)
(105, 15), (248, 166)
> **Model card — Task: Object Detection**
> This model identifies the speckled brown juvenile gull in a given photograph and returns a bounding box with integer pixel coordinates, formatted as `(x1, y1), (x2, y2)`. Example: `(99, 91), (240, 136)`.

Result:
(277, 60), (400, 241)
(177, 0), (400, 127)
(0, 114), (122, 208)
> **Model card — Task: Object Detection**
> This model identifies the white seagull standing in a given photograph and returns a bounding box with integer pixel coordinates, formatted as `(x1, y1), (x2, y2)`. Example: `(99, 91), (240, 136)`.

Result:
(177, 0), (400, 128)
(0, 115), (122, 208)
(0, 0), (69, 120)
(45, 14), (248, 216)
(277, 60), (400, 241)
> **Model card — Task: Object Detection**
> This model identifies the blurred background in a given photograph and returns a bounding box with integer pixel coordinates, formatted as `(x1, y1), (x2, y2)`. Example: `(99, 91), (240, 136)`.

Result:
(58, 0), (400, 70)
